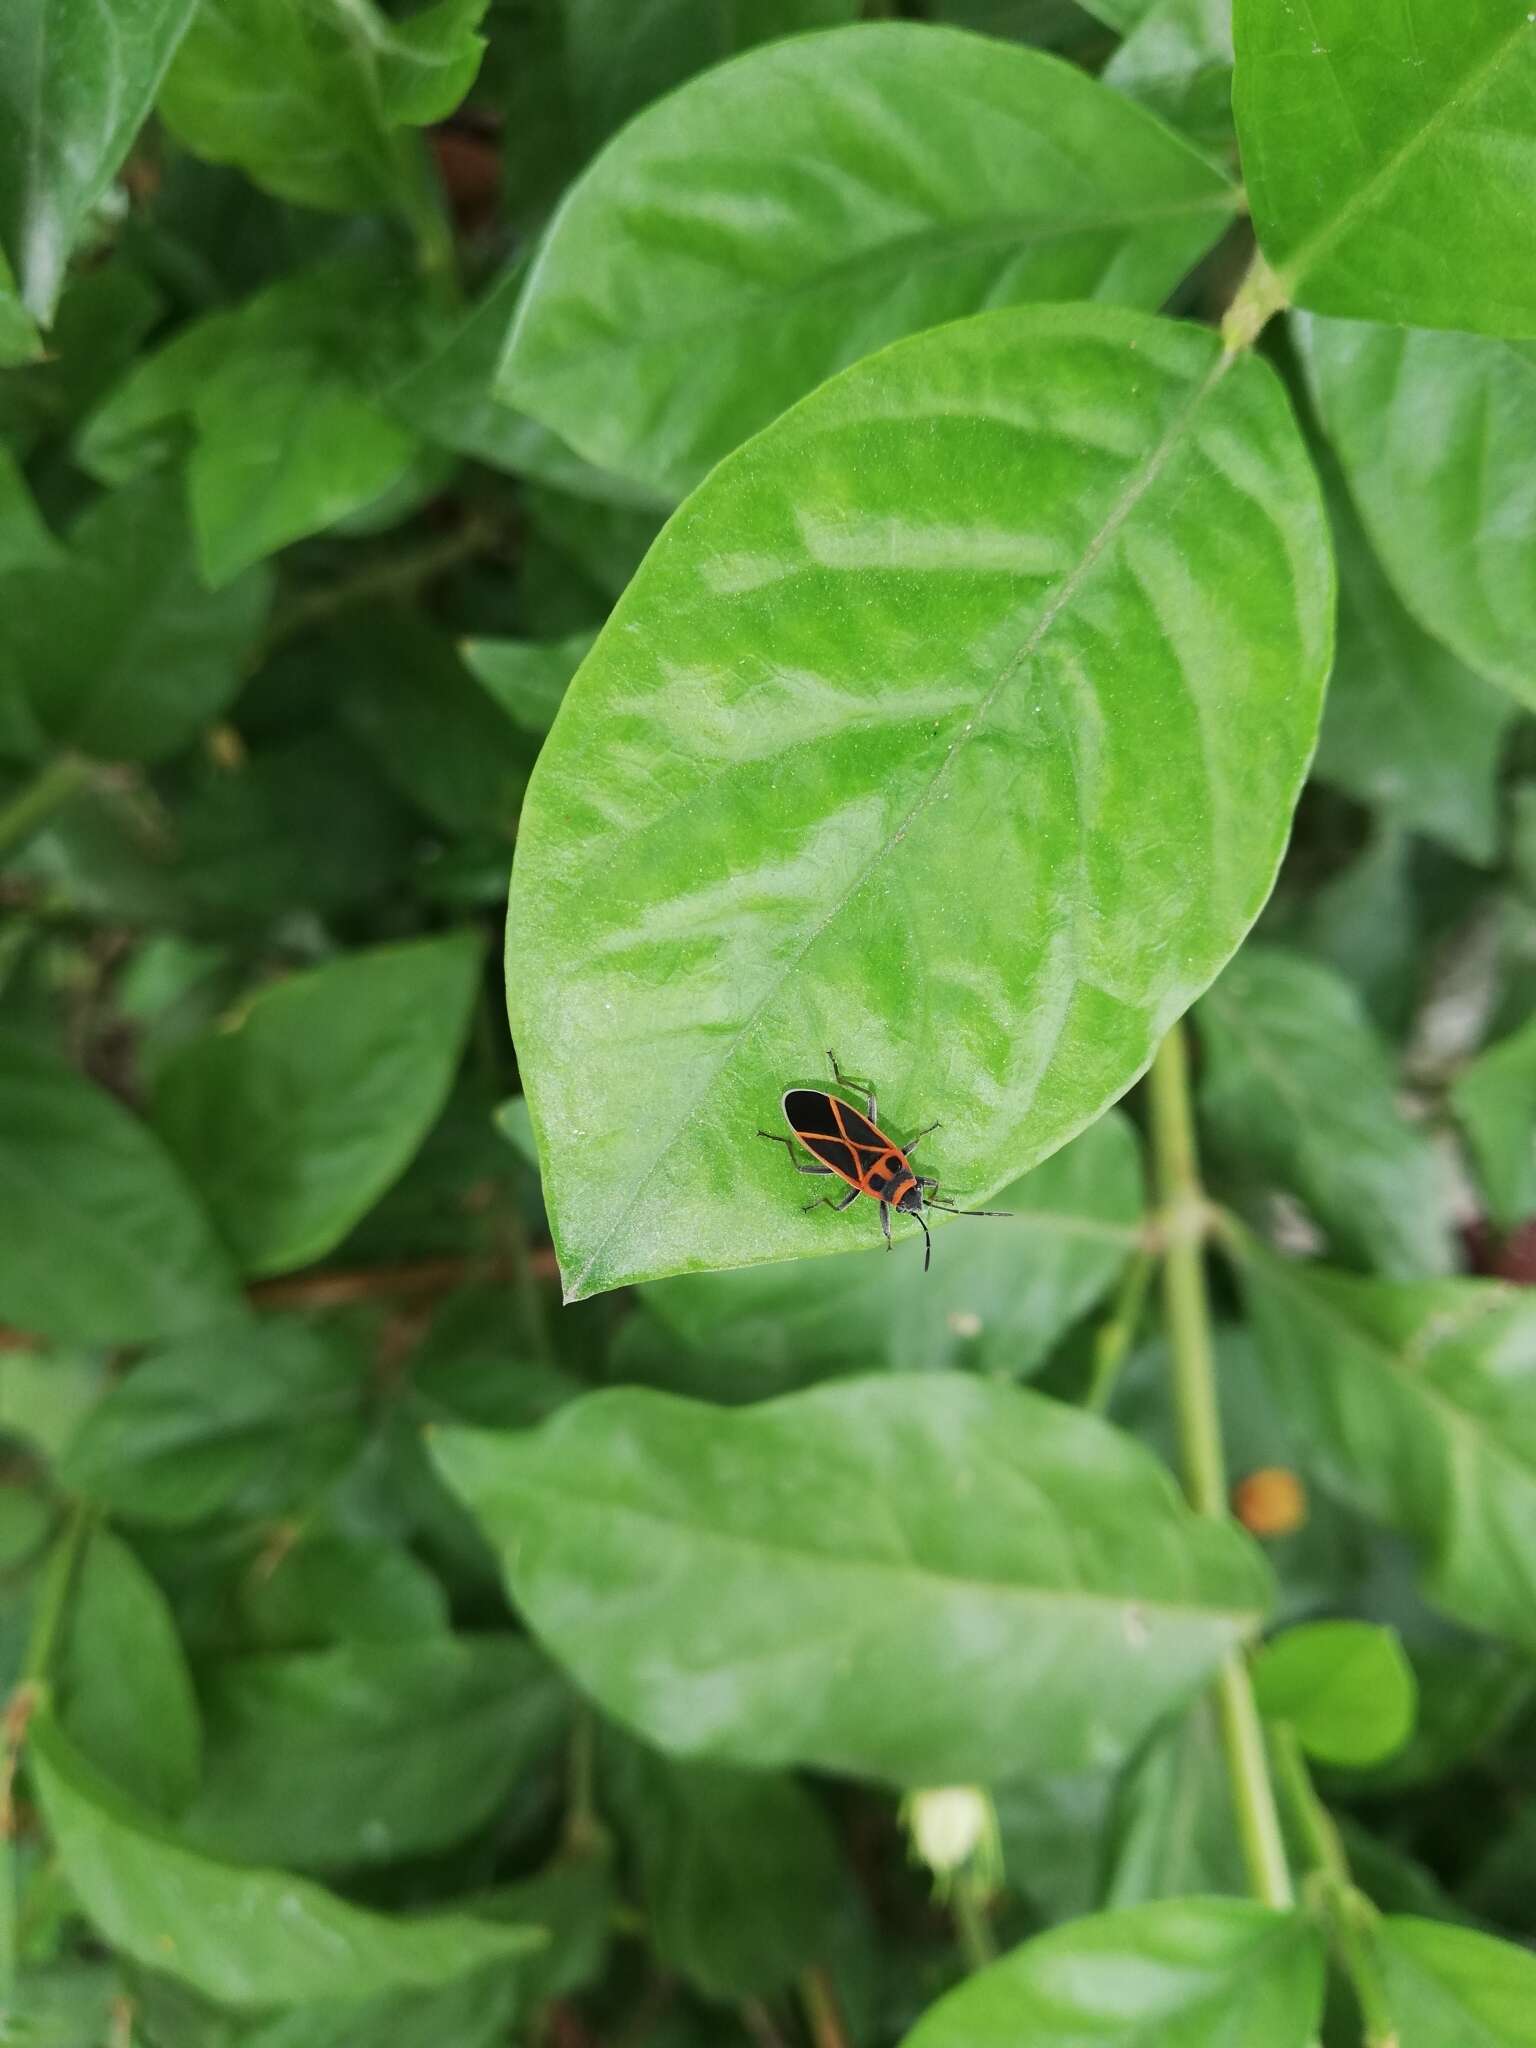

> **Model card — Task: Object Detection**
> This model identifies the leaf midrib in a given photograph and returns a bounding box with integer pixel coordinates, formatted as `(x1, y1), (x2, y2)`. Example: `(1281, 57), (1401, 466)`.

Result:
(565, 343), (1235, 1297)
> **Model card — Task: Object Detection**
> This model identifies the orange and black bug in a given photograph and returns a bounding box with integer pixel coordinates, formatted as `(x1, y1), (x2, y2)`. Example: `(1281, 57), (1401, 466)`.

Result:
(757, 1051), (1008, 1271)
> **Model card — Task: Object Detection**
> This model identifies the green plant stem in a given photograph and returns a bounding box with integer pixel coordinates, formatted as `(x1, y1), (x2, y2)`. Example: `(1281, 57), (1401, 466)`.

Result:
(0, 754), (92, 859)
(1147, 1022), (1294, 1912)
(256, 517), (495, 661)
(1086, 1243), (1155, 1415)
(951, 1879), (997, 1972)
(799, 1966), (851, 2048)
(1220, 245), (1288, 355)
(1272, 1726), (1397, 2048)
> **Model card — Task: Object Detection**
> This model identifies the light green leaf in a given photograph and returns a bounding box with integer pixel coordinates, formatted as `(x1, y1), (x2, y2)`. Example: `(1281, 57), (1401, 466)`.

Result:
(236, 1529), (449, 1652)
(1453, 1013), (1536, 1231)
(602, 1737), (844, 2000)
(27, 1713), (542, 2008)
(159, 0), (486, 219)
(509, 304), (1331, 1301)
(57, 1528), (202, 1814)
(61, 1318), (368, 1525)
(2, 472), (270, 761)
(1102, 1700), (1245, 1908)
(899, 1897), (1324, 2048)
(639, 1109), (1144, 1383)
(1233, 0), (1536, 332)
(1375, 1916), (1536, 2048)
(502, 23), (1238, 494)
(1252, 1620), (1416, 1767)
(0, 0), (199, 325)
(1298, 315), (1536, 711)
(183, 1637), (567, 1871)
(151, 934), (482, 1277)
(1196, 947), (1454, 1279)
(431, 1375), (1272, 1785)
(0, 1033), (240, 1346)
(1238, 1244), (1536, 1657)
(1313, 471), (1512, 865)
(462, 630), (597, 738)
(1103, 0), (1234, 157)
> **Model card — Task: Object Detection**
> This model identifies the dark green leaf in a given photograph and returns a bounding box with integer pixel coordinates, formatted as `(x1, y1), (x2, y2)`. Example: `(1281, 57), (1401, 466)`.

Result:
(61, 1318), (368, 1526)
(183, 1636), (566, 1871)
(1197, 947), (1454, 1278)
(1102, 1700), (1246, 1908)
(1251, 1620), (1416, 1767)
(28, 1713), (542, 2008)
(0, 244), (41, 364)
(1452, 1013), (1536, 1230)
(1234, 0), (1536, 332)
(1238, 1243), (1536, 1657)
(991, 1767), (1118, 1925)
(1103, 0), (1234, 157)
(159, 0), (487, 219)
(431, 1376), (1272, 1784)
(461, 630), (595, 738)
(638, 1109), (1144, 1382)
(57, 1528), (202, 1815)
(0, 1032), (240, 1346)
(603, 1738), (843, 2000)
(1314, 474), (1512, 866)
(509, 304), (1331, 1300)
(502, 24), (1238, 493)
(0, 0), (199, 325)
(3, 473), (270, 761)
(151, 934), (482, 1276)
(1297, 315), (1536, 711)
(900, 1897), (1324, 2048)
(1375, 1915), (1536, 2048)
(236, 1530), (449, 1652)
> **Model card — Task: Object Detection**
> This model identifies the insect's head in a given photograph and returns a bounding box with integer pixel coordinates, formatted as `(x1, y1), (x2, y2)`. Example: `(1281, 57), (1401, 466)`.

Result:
(896, 1180), (926, 1215)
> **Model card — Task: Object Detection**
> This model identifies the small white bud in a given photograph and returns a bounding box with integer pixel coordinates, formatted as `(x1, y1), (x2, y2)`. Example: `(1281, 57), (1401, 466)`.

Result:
(901, 1786), (1003, 1899)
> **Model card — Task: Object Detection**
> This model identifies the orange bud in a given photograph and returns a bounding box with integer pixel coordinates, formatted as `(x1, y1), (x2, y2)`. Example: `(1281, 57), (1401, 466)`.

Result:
(1233, 1466), (1307, 1537)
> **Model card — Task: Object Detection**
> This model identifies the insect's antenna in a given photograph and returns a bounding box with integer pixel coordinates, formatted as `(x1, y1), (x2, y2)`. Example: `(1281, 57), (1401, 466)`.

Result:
(926, 1201), (1012, 1218)
(915, 1210), (931, 1272)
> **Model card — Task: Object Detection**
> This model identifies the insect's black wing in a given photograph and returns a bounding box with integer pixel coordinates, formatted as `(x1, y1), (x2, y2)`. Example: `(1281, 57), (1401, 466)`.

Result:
(834, 1099), (892, 1156)
(783, 1089), (857, 1181)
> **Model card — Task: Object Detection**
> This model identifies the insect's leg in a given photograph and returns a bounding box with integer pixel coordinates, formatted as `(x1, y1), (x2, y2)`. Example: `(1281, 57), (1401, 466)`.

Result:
(805, 1186), (862, 1214)
(880, 1200), (892, 1249)
(916, 1175), (940, 1192)
(902, 1120), (940, 1155)
(757, 1131), (833, 1175)
(827, 1049), (876, 1122)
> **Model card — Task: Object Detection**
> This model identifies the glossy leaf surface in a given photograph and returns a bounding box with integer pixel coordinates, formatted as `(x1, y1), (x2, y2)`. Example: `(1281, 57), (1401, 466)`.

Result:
(508, 304), (1331, 1300)
(901, 1897), (1324, 2048)
(639, 1108), (1144, 1384)
(1251, 1620), (1415, 1767)
(28, 1715), (541, 2008)
(1239, 1245), (1536, 1655)
(1234, 0), (1536, 332)
(1376, 1916), (1536, 2047)
(1452, 1013), (1536, 1231)
(1197, 947), (1454, 1279)
(0, 0), (199, 324)
(152, 935), (482, 1277)
(432, 1375), (1272, 1784)
(502, 24), (1238, 493)
(1298, 315), (1536, 710)
(0, 1033), (239, 1345)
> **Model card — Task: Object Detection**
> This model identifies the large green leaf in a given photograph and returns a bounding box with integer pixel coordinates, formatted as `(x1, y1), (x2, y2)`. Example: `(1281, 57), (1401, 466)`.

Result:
(637, 1108), (1144, 1384)
(900, 1897), (1324, 2048)
(61, 1318), (368, 1525)
(1238, 1244), (1536, 1656)
(56, 1528), (202, 1815)
(151, 934), (482, 1277)
(1233, 0), (1536, 333)
(0, 0), (199, 325)
(27, 1714), (542, 2008)
(182, 1637), (567, 1871)
(1375, 1916), (1536, 2048)
(1251, 1620), (1415, 1768)
(431, 1376), (1272, 1785)
(1452, 1012), (1536, 1231)
(159, 0), (487, 219)
(0, 1032), (240, 1345)
(602, 1737), (844, 2000)
(1313, 470), (1512, 865)
(1196, 947), (1454, 1278)
(507, 304), (1331, 1301)
(1, 472), (270, 760)
(501, 24), (1238, 493)
(1298, 315), (1536, 711)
